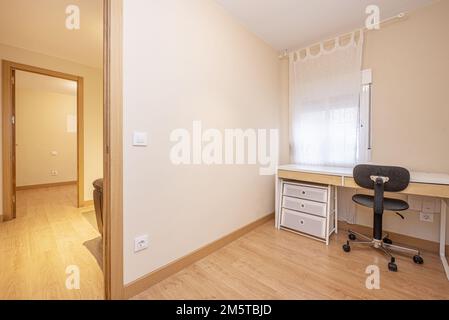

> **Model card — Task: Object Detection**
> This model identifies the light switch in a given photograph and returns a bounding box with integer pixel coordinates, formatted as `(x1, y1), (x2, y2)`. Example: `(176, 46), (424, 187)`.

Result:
(133, 132), (148, 147)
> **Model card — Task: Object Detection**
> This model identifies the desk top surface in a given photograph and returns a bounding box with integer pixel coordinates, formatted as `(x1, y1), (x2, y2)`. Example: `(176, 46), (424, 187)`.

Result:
(278, 164), (449, 186)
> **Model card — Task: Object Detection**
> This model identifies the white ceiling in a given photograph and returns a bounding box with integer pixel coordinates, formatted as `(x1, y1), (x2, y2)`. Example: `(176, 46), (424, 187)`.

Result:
(215, 0), (436, 51)
(0, 0), (103, 68)
(16, 70), (77, 96)
(0, 0), (435, 66)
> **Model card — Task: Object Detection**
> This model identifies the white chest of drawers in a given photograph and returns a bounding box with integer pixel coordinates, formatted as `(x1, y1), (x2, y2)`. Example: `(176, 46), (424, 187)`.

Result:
(277, 180), (337, 245)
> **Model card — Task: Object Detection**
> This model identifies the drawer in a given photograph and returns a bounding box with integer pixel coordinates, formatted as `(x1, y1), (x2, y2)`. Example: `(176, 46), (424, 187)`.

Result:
(282, 196), (327, 217)
(283, 183), (328, 203)
(281, 209), (326, 239)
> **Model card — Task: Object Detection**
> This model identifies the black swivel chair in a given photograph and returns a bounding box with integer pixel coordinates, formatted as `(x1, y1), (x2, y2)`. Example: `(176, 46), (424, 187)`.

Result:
(342, 164), (424, 272)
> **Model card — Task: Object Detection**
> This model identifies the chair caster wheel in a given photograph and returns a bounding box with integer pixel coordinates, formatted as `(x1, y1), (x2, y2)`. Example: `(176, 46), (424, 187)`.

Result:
(348, 233), (356, 241)
(343, 242), (351, 253)
(413, 255), (424, 265)
(388, 258), (398, 272)
(383, 238), (393, 245)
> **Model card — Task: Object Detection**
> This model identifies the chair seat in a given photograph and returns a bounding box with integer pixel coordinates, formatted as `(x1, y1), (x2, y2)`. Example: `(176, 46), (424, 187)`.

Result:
(352, 194), (409, 211)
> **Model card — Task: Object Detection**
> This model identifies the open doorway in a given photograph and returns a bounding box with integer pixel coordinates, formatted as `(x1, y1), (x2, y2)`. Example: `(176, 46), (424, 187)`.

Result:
(0, 0), (107, 299)
(4, 65), (85, 216)
(14, 68), (84, 236)
(15, 71), (80, 197)
(1, 63), (103, 299)
(15, 72), (79, 196)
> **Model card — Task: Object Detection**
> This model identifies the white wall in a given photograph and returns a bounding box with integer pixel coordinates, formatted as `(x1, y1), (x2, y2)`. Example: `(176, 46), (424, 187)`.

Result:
(123, 0), (282, 284)
(0, 43), (103, 210)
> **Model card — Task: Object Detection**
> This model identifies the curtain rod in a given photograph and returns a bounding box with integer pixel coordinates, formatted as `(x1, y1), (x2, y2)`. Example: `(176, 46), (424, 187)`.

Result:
(278, 12), (408, 60)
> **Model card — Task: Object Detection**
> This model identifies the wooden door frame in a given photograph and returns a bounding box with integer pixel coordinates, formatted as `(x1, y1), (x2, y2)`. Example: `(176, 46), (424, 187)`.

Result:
(2, 61), (85, 220)
(103, 0), (124, 299)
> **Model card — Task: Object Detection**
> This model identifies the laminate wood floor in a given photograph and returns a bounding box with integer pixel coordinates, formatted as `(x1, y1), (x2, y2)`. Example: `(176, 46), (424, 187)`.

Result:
(133, 221), (449, 300)
(0, 185), (104, 300)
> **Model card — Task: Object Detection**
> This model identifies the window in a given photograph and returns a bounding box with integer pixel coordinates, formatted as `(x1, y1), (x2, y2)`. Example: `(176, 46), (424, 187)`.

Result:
(289, 31), (365, 167)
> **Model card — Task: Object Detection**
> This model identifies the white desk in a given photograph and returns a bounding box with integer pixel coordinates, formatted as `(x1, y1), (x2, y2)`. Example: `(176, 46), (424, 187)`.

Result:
(276, 164), (449, 281)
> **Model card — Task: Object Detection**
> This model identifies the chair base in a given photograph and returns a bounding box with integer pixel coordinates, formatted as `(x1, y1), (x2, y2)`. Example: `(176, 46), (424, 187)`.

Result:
(343, 230), (424, 272)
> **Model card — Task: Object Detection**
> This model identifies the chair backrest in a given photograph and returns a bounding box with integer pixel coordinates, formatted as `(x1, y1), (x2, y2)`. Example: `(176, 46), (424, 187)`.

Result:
(353, 164), (410, 192)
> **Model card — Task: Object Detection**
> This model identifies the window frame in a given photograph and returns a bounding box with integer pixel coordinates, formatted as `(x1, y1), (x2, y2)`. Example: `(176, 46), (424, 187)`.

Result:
(358, 69), (373, 164)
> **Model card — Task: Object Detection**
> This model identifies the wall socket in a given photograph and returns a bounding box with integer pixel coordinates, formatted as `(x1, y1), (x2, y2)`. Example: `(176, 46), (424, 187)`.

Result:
(420, 212), (434, 223)
(50, 170), (58, 176)
(134, 235), (149, 253)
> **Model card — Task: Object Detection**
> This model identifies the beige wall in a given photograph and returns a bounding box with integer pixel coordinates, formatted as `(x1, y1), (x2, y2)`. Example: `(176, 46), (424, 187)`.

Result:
(16, 88), (77, 187)
(123, 0), (282, 284)
(0, 43), (103, 211)
(356, 0), (449, 243)
(364, 0), (449, 173)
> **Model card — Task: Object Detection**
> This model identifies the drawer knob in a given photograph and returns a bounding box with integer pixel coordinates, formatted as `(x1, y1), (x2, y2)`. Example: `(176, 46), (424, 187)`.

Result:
(300, 220), (305, 225)
(302, 191), (306, 195)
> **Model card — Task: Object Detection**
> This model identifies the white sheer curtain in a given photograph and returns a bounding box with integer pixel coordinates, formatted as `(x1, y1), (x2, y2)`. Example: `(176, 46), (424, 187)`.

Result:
(290, 31), (364, 167)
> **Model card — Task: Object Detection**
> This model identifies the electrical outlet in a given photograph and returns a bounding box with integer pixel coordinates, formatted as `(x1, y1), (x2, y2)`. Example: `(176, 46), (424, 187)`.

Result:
(50, 170), (58, 176)
(134, 235), (149, 253)
(420, 212), (434, 223)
